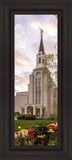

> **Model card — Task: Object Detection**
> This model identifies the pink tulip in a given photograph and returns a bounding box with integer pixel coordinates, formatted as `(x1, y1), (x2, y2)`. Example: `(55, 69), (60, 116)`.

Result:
(29, 122), (32, 124)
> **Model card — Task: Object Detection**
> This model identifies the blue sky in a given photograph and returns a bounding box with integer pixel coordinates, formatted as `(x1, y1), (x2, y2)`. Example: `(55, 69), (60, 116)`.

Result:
(15, 15), (58, 95)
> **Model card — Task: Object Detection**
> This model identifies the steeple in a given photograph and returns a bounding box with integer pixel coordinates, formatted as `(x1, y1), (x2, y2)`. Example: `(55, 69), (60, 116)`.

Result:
(39, 29), (44, 54)
(36, 29), (46, 68)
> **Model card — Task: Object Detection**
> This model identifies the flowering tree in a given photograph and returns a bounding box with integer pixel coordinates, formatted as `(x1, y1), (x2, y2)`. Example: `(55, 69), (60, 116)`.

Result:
(42, 54), (58, 117)
(42, 54), (57, 87)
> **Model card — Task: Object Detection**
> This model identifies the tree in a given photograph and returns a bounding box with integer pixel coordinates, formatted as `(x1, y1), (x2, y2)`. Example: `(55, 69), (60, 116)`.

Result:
(42, 54), (57, 88)
(42, 54), (58, 118)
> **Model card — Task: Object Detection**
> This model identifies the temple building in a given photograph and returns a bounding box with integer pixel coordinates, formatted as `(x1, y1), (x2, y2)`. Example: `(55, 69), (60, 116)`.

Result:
(15, 29), (57, 118)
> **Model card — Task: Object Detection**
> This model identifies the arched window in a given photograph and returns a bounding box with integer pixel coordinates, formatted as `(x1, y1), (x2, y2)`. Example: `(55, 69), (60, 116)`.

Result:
(36, 72), (40, 76)
(27, 106), (33, 115)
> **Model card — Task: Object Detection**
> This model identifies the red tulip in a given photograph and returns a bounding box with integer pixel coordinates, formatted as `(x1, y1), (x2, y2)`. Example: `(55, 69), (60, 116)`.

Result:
(30, 135), (33, 139)
(51, 125), (55, 130)
(28, 130), (34, 134)
(15, 131), (19, 135)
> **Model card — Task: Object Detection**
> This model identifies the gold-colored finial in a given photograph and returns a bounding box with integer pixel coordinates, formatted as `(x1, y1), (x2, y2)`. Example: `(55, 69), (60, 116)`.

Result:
(40, 28), (43, 36)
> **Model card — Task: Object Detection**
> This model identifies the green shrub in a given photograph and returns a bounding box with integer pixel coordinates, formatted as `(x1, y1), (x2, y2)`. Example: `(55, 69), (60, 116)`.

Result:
(48, 138), (58, 146)
(17, 114), (36, 120)
(14, 112), (20, 116)
(25, 114), (36, 120)
(17, 114), (25, 120)
(33, 123), (49, 137)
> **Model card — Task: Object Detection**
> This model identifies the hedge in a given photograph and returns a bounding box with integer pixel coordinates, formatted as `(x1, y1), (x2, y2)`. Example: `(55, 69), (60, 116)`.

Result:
(14, 112), (20, 116)
(17, 114), (36, 120)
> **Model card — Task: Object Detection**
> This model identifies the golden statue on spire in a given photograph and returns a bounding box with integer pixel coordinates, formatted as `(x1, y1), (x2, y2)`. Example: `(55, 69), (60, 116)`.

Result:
(40, 28), (43, 36)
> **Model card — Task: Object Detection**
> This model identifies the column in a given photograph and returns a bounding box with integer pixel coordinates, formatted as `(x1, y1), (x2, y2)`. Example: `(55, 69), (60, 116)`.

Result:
(25, 107), (27, 114)
(40, 107), (42, 117)
(33, 106), (36, 115)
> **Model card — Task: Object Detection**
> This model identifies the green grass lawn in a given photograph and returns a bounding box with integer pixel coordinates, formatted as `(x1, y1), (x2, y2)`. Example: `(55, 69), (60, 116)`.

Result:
(14, 119), (57, 131)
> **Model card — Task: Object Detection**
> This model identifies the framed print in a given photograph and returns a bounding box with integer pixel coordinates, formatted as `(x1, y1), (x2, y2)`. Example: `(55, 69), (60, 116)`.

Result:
(0, 0), (72, 160)
(14, 14), (58, 147)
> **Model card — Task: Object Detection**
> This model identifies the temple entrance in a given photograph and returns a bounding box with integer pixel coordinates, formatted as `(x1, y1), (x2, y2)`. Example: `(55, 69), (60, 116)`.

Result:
(27, 106), (33, 115)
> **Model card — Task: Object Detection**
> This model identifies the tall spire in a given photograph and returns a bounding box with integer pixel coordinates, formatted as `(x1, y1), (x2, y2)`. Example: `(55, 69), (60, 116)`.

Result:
(39, 28), (44, 54)
(36, 29), (46, 68)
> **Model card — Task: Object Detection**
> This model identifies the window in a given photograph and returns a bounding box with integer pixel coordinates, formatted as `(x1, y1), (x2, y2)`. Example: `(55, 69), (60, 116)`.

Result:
(39, 79), (41, 104)
(36, 108), (40, 116)
(22, 109), (25, 114)
(36, 79), (41, 104)
(36, 72), (40, 76)
(27, 106), (33, 115)
(39, 57), (41, 63)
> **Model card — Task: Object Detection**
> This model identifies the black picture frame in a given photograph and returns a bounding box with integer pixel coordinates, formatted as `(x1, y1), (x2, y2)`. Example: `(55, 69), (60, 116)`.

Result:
(0, 0), (72, 160)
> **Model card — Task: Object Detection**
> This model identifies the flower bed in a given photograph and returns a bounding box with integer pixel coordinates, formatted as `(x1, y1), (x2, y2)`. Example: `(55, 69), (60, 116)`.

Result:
(14, 122), (58, 146)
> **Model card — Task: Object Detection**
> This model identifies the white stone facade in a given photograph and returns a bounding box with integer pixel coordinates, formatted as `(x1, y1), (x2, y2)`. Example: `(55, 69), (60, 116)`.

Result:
(15, 32), (57, 118)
